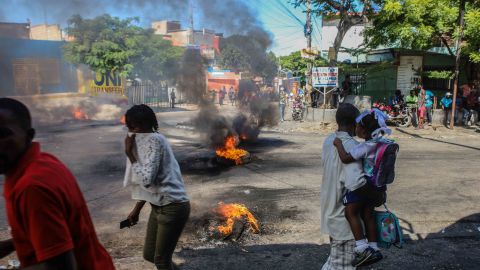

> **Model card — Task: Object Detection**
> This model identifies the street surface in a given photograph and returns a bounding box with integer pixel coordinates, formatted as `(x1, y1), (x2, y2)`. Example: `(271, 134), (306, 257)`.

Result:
(1, 105), (479, 269)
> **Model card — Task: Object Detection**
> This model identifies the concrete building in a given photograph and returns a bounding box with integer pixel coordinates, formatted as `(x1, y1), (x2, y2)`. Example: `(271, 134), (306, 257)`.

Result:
(0, 37), (84, 96)
(30, 24), (62, 41)
(152, 20), (182, 35)
(151, 20), (221, 61)
(0, 22), (30, 39)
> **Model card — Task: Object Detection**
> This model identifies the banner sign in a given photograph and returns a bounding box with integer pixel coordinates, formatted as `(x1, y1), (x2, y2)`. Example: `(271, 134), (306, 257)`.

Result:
(90, 70), (124, 95)
(312, 67), (338, 87)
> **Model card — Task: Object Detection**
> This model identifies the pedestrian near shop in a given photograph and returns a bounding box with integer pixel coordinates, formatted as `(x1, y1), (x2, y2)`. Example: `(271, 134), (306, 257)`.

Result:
(123, 104), (190, 270)
(424, 89), (435, 126)
(406, 90), (418, 126)
(440, 92), (453, 127)
(0, 98), (115, 270)
(455, 90), (464, 124)
(463, 90), (477, 125)
(417, 88), (426, 129)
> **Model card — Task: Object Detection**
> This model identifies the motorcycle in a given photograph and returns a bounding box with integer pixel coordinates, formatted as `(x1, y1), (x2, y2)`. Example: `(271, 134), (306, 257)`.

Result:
(463, 109), (478, 127)
(373, 101), (412, 127)
(292, 101), (304, 121)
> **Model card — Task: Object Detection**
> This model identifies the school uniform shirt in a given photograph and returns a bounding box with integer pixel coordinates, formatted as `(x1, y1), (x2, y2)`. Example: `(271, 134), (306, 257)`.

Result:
(3, 142), (115, 269)
(124, 132), (189, 206)
(349, 141), (378, 178)
(320, 131), (367, 241)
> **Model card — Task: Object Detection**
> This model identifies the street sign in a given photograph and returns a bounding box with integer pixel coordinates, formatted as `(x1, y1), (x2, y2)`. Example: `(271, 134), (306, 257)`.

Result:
(312, 67), (338, 87)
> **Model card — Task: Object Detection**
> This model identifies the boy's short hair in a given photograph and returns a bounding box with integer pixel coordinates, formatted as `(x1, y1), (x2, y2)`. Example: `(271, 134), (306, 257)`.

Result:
(336, 103), (360, 127)
(0, 98), (32, 130)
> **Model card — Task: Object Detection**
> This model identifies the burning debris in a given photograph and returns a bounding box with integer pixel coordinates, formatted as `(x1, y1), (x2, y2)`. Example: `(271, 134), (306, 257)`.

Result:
(215, 135), (250, 165)
(72, 107), (89, 120)
(209, 202), (260, 240)
(176, 48), (278, 157)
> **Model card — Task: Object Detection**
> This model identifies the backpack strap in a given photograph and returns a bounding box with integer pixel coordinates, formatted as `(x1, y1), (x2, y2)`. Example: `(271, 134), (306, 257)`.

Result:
(372, 143), (389, 186)
(374, 143), (389, 170)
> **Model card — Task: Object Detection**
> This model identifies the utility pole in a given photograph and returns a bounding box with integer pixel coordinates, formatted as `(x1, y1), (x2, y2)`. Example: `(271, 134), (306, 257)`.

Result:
(450, 0), (466, 129)
(189, 0), (195, 45)
(305, 0), (313, 108)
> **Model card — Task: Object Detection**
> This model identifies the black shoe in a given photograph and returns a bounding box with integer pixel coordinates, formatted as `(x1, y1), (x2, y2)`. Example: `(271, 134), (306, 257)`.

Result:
(359, 250), (384, 267)
(351, 247), (375, 267)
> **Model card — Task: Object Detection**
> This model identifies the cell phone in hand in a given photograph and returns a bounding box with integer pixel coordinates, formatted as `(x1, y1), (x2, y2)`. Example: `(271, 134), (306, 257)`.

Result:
(120, 219), (132, 229)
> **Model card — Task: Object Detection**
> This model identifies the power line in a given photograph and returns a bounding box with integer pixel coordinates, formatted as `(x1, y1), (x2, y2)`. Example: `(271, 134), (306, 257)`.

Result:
(273, 0), (305, 27)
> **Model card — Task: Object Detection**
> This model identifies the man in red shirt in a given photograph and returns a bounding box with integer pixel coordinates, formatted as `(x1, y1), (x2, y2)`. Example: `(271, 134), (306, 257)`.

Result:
(0, 98), (115, 270)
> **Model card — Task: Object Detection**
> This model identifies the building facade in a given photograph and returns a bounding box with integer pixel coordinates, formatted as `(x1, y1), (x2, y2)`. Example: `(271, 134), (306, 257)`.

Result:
(30, 24), (63, 41)
(151, 20), (221, 62)
(0, 22), (30, 39)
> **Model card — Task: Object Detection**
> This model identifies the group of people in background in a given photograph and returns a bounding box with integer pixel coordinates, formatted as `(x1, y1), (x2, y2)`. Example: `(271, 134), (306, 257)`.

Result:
(393, 84), (479, 128)
(403, 86), (436, 129)
(209, 86), (236, 106)
(440, 85), (480, 127)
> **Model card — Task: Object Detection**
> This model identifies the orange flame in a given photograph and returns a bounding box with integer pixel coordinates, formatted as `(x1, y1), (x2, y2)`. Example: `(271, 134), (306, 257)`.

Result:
(72, 107), (88, 120)
(216, 136), (248, 165)
(120, 115), (126, 125)
(212, 202), (260, 236)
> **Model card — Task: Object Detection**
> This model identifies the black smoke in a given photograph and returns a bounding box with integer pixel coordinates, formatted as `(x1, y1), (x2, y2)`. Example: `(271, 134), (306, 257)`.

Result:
(176, 49), (278, 148)
(2, 0), (272, 45)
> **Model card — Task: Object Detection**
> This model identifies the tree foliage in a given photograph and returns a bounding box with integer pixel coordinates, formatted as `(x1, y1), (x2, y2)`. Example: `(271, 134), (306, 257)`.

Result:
(63, 14), (184, 81)
(279, 51), (328, 85)
(131, 35), (184, 82)
(364, 0), (480, 62)
(218, 34), (278, 82)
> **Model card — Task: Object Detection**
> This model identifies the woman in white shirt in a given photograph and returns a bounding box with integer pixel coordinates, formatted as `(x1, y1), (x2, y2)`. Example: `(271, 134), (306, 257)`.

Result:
(123, 104), (190, 270)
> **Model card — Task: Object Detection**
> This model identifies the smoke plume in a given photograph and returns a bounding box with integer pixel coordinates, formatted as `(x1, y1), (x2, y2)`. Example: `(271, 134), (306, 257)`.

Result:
(176, 49), (278, 148)
(2, 0), (272, 45)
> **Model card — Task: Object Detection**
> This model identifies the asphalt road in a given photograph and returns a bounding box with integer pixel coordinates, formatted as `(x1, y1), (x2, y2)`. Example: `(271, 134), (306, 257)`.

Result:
(1, 106), (479, 269)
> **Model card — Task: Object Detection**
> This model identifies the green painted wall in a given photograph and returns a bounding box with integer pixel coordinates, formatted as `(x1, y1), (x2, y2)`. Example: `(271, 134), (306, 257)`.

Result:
(423, 54), (455, 67)
(363, 65), (398, 102)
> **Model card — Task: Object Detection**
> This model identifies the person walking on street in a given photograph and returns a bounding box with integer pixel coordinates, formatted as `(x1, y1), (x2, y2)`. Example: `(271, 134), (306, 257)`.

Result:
(124, 104), (190, 270)
(279, 90), (287, 122)
(321, 103), (385, 269)
(170, 89), (176, 109)
(440, 92), (453, 127)
(228, 86), (235, 106)
(219, 86), (227, 106)
(0, 98), (115, 270)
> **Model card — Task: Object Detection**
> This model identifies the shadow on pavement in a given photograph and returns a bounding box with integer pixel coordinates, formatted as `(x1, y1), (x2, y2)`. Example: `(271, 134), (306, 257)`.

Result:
(396, 128), (480, 151)
(176, 213), (480, 270)
(177, 243), (328, 270)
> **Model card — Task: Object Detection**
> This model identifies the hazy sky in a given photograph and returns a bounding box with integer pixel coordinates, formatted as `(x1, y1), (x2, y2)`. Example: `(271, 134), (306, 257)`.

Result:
(1, 0), (319, 56)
